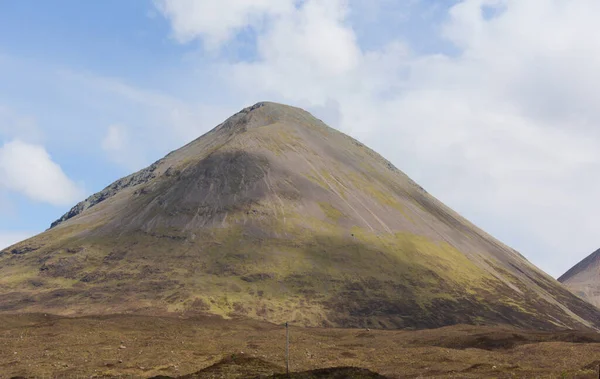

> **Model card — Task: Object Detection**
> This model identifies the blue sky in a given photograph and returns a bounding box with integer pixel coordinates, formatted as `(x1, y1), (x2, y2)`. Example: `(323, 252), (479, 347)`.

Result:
(0, 1), (210, 231)
(1, 0), (600, 278)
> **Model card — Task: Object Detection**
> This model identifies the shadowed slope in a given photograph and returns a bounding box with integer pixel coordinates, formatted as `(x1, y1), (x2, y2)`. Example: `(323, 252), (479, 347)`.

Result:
(1, 102), (599, 330)
(559, 249), (600, 308)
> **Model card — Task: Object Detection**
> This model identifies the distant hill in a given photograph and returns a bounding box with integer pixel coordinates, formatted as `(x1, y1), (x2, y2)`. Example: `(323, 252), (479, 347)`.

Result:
(1, 102), (599, 330)
(559, 248), (600, 309)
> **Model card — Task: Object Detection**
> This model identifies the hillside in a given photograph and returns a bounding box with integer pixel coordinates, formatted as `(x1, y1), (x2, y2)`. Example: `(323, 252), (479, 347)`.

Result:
(559, 249), (600, 308)
(1, 101), (599, 330)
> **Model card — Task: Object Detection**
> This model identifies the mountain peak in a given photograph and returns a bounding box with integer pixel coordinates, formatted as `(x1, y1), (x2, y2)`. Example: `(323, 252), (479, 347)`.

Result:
(49, 101), (321, 229)
(213, 101), (323, 134)
(2, 103), (600, 331)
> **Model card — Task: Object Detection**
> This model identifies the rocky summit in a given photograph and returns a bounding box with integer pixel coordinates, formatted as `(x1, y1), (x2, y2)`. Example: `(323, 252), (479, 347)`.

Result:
(1, 102), (599, 330)
(559, 249), (600, 309)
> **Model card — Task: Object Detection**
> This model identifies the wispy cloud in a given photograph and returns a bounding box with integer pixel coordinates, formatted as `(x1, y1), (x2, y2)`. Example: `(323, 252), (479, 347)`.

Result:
(0, 105), (43, 143)
(101, 124), (144, 171)
(56, 69), (240, 172)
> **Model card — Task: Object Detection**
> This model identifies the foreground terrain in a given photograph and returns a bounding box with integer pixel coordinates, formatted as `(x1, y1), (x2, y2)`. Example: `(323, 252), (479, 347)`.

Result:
(1, 314), (600, 378)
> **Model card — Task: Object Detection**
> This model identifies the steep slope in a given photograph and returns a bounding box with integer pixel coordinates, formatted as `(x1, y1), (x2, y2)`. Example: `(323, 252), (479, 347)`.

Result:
(1, 102), (599, 330)
(559, 249), (600, 308)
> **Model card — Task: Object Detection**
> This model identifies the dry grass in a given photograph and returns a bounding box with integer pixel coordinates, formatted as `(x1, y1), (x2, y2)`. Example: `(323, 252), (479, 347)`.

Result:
(1, 314), (600, 378)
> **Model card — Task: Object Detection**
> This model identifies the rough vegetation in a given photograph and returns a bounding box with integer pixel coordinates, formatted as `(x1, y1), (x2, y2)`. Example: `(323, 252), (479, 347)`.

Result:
(1, 314), (600, 378)
(1, 101), (599, 331)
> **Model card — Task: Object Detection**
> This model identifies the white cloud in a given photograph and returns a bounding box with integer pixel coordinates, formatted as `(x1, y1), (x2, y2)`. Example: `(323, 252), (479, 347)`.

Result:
(155, 0), (296, 48)
(156, 0), (600, 277)
(0, 231), (36, 251)
(0, 140), (84, 206)
(258, 0), (360, 76)
(228, 0), (399, 110)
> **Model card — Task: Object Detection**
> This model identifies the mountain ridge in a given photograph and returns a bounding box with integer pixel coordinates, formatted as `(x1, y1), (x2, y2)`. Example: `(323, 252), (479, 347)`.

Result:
(2, 101), (599, 331)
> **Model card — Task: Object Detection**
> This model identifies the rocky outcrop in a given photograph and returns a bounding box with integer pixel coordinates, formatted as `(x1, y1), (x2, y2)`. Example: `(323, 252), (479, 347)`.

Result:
(49, 161), (162, 229)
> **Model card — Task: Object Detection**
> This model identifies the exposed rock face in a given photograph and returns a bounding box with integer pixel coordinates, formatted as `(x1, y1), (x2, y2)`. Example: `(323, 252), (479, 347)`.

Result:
(559, 249), (600, 308)
(50, 161), (161, 229)
(1, 101), (600, 330)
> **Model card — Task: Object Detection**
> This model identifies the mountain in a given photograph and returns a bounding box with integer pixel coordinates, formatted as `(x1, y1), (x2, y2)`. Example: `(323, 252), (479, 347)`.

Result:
(1, 102), (599, 330)
(559, 249), (600, 308)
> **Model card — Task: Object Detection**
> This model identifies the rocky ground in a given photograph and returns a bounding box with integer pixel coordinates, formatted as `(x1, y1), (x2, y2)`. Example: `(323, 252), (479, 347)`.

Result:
(1, 313), (600, 378)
